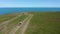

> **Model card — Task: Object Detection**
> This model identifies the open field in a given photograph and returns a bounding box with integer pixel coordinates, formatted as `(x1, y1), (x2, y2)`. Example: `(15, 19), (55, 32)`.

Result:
(0, 14), (19, 23)
(0, 31), (2, 34)
(0, 12), (30, 34)
(7, 14), (28, 34)
(25, 12), (60, 34)
(15, 14), (33, 34)
(0, 12), (60, 34)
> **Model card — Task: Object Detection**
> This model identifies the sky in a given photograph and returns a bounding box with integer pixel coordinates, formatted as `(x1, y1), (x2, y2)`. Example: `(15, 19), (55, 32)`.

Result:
(0, 0), (60, 7)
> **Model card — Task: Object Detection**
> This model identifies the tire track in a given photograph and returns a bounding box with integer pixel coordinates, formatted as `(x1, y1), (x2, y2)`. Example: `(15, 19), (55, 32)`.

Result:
(0, 15), (21, 34)
(20, 14), (33, 34)
(0, 15), (21, 27)
(9, 14), (31, 34)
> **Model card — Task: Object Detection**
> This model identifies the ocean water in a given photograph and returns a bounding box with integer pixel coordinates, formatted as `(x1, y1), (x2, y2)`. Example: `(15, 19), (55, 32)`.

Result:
(0, 7), (60, 15)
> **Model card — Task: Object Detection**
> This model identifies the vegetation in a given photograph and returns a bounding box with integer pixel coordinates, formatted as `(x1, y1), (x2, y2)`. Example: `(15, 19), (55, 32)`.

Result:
(0, 31), (2, 34)
(0, 12), (60, 34)
(15, 14), (29, 34)
(0, 14), (16, 23)
(7, 14), (28, 34)
(25, 12), (60, 34)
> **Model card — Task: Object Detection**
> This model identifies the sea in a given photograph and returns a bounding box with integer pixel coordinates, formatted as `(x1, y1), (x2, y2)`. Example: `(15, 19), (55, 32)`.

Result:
(0, 7), (60, 15)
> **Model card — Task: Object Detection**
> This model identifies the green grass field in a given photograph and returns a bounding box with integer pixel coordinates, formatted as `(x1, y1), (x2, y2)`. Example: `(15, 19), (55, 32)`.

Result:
(0, 14), (17, 23)
(0, 31), (2, 34)
(0, 12), (60, 34)
(25, 12), (60, 34)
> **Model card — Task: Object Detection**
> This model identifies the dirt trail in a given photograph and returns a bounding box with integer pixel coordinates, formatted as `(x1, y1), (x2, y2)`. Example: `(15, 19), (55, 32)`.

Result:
(0, 15), (21, 27)
(0, 15), (21, 34)
(9, 14), (31, 34)
(20, 14), (33, 34)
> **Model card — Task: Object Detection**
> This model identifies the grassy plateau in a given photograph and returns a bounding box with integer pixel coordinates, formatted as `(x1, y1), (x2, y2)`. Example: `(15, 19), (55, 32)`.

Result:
(0, 12), (60, 34)
(7, 14), (28, 33)
(25, 12), (60, 34)
(0, 14), (17, 23)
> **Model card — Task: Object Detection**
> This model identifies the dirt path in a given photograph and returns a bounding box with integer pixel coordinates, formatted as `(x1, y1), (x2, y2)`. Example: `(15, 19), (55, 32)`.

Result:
(0, 15), (21, 34)
(0, 15), (21, 27)
(9, 14), (31, 34)
(20, 14), (33, 34)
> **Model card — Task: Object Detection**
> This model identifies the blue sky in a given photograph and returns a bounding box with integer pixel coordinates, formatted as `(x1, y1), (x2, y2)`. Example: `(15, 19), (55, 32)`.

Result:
(0, 0), (60, 7)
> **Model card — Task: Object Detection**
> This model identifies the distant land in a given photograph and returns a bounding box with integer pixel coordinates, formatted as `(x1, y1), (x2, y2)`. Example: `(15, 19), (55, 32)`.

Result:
(0, 7), (60, 15)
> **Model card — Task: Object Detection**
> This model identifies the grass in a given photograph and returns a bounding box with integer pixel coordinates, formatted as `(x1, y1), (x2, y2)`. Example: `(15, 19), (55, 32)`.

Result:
(0, 31), (2, 34)
(0, 14), (16, 23)
(7, 14), (28, 34)
(25, 12), (60, 34)
(15, 14), (30, 34)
